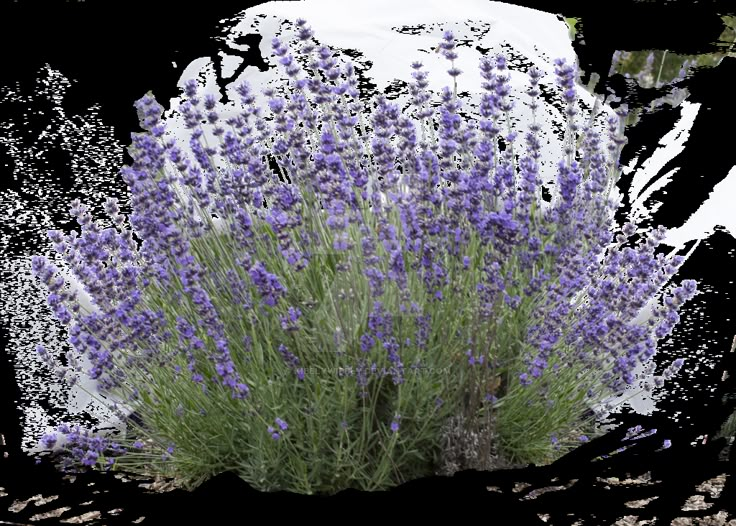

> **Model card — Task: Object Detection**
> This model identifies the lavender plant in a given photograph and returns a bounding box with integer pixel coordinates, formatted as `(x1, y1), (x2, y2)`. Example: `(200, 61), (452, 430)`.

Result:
(31, 21), (697, 494)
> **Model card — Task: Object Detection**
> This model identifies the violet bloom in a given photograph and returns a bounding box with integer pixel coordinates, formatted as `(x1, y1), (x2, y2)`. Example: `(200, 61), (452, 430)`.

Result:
(248, 260), (287, 308)
(274, 418), (289, 431)
(81, 450), (99, 467)
(662, 357), (686, 380)
(41, 432), (58, 449)
(267, 426), (281, 441)
(390, 415), (401, 434)
(279, 306), (302, 331)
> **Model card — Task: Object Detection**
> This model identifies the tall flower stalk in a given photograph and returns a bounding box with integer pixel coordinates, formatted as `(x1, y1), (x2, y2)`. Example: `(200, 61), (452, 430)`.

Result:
(32, 19), (697, 494)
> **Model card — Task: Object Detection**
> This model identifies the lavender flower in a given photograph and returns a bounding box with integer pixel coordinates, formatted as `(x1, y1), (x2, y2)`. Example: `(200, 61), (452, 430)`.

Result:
(41, 432), (58, 449)
(279, 306), (302, 331)
(249, 261), (287, 308)
(268, 426), (281, 441)
(275, 417), (289, 431)
(390, 415), (401, 434)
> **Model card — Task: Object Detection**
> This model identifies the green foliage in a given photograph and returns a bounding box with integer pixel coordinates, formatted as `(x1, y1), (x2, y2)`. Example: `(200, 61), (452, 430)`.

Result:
(98, 168), (622, 493)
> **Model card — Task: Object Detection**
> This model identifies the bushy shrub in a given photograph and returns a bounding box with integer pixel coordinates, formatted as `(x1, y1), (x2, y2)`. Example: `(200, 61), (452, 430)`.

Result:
(32, 20), (697, 494)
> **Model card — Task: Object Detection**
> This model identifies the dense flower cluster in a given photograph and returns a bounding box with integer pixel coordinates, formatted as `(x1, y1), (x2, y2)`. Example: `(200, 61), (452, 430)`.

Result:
(30, 19), (697, 492)
(39, 424), (126, 471)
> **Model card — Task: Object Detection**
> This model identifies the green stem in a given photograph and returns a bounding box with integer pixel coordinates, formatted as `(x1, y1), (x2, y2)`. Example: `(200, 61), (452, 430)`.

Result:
(655, 50), (668, 87)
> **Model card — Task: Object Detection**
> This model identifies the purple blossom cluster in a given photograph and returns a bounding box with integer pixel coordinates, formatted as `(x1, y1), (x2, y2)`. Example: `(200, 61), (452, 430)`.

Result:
(41, 424), (127, 472)
(510, 61), (697, 398)
(278, 343), (305, 381)
(268, 417), (289, 440)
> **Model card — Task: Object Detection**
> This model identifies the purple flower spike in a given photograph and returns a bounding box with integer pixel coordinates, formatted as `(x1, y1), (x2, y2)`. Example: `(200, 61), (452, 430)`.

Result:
(249, 261), (287, 308)
(41, 433), (58, 449)
(81, 450), (99, 467)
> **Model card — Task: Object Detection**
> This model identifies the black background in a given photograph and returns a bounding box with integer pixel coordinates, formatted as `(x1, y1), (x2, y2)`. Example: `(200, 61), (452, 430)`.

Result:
(1, 0), (736, 523)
